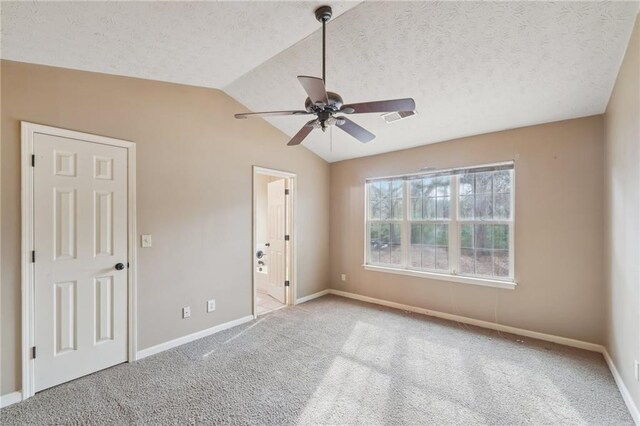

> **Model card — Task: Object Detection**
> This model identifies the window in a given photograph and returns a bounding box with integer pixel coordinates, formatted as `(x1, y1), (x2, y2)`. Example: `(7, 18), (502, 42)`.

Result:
(365, 163), (514, 284)
(367, 179), (403, 266)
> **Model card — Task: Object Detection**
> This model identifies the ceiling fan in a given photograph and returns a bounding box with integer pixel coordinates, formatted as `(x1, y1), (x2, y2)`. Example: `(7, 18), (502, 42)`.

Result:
(234, 5), (416, 146)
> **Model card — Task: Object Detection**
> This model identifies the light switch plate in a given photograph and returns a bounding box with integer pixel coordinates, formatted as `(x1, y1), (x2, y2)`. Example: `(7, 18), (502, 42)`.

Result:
(141, 234), (152, 248)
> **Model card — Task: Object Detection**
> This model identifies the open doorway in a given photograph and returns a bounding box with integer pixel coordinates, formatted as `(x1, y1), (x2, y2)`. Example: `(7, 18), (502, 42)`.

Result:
(252, 166), (296, 316)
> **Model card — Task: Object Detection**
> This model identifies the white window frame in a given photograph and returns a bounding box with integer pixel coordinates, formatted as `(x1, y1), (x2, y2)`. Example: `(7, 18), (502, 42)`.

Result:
(364, 162), (516, 290)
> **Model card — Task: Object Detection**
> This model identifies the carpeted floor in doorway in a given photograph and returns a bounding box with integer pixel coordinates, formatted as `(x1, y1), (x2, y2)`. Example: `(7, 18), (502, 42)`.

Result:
(1, 295), (632, 425)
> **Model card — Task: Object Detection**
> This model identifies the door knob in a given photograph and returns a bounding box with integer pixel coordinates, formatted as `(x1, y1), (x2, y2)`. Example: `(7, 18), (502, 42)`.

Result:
(115, 263), (125, 271)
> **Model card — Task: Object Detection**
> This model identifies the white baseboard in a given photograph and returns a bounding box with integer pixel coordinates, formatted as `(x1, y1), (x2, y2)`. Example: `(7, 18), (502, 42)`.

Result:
(603, 349), (640, 424)
(328, 289), (603, 353)
(0, 391), (22, 409)
(296, 289), (330, 304)
(136, 315), (254, 360)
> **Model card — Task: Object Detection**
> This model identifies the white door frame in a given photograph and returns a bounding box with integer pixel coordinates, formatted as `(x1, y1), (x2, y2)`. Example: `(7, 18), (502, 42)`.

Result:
(252, 166), (297, 317)
(20, 122), (137, 400)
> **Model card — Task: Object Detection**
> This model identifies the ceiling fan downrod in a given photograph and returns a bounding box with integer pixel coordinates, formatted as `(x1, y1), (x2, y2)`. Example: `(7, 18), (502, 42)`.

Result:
(315, 6), (332, 84)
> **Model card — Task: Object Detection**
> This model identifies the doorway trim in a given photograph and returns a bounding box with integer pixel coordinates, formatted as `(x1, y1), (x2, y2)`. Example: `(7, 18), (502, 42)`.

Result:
(252, 166), (297, 318)
(20, 122), (138, 400)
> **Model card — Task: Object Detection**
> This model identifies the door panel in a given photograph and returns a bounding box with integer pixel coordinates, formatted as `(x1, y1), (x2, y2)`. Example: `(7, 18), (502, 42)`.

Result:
(33, 133), (128, 392)
(267, 179), (286, 304)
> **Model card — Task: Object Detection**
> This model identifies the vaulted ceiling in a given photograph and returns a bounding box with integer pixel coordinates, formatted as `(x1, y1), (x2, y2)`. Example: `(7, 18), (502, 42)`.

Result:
(2, 1), (638, 162)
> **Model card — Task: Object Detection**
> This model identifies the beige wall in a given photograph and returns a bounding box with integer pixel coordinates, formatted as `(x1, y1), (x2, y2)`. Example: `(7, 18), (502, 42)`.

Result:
(604, 15), (640, 410)
(330, 116), (605, 344)
(0, 60), (330, 395)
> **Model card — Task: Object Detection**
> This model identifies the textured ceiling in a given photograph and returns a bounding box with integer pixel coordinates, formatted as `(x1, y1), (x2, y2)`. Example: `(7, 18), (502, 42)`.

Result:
(0, 1), (358, 88)
(2, 1), (639, 162)
(227, 1), (640, 162)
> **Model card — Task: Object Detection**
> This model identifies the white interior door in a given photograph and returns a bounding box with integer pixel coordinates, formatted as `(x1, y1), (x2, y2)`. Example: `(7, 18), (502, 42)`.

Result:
(266, 179), (286, 304)
(33, 132), (128, 392)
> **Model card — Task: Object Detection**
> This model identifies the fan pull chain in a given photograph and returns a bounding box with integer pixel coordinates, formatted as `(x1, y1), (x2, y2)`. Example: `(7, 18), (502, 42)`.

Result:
(330, 125), (333, 153)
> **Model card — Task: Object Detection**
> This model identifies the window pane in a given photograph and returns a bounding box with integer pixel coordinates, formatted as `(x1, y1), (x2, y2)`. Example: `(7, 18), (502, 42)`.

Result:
(494, 193), (511, 219)
(459, 195), (473, 219)
(423, 224), (435, 245)
(475, 173), (493, 194)
(379, 180), (391, 198)
(369, 181), (381, 201)
(377, 223), (390, 264)
(392, 198), (403, 220)
(422, 246), (435, 270)
(493, 171), (511, 193)
(475, 224), (493, 249)
(391, 180), (403, 199)
(390, 223), (402, 244)
(369, 196), (380, 220)
(423, 177), (436, 197)
(459, 175), (474, 195)
(380, 197), (391, 220)
(494, 250), (509, 277)
(436, 197), (450, 219)
(390, 228), (402, 264)
(460, 224), (473, 249)
(435, 247), (449, 270)
(435, 224), (448, 246)
(423, 197), (436, 220)
(410, 198), (422, 220)
(476, 249), (492, 275)
(460, 248), (474, 274)
(493, 225), (509, 250)
(436, 177), (450, 196)
(474, 194), (493, 219)
(379, 223), (390, 245)
(369, 223), (380, 264)
(379, 246), (391, 264)
(410, 224), (422, 267)
(410, 179), (423, 197)
(458, 170), (512, 221)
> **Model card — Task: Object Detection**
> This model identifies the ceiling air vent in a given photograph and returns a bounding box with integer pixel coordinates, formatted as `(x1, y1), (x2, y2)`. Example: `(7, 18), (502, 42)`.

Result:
(381, 110), (417, 124)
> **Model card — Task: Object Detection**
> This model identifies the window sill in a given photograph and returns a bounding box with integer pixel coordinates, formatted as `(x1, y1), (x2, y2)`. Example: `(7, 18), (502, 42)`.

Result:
(362, 264), (517, 290)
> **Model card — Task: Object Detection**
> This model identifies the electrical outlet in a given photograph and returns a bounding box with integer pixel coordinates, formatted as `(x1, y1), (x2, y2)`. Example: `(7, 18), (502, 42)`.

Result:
(635, 360), (639, 381)
(207, 299), (216, 313)
(182, 306), (191, 319)
(341, 274), (347, 281)
(141, 234), (152, 248)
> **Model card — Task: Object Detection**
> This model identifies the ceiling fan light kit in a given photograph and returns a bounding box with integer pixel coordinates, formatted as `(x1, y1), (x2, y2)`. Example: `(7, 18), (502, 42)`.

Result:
(234, 5), (416, 146)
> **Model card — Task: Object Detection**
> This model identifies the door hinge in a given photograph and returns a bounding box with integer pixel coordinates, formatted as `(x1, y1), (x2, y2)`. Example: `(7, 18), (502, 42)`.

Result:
(285, 189), (290, 195)
(284, 235), (290, 241)
(31, 346), (36, 359)
(31, 154), (35, 167)
(284, 280), (290, 287)
(31, 250), (36, 263)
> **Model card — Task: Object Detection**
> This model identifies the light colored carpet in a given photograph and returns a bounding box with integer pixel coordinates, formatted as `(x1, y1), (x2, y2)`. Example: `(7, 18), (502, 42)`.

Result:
(1, 295), (632, 425)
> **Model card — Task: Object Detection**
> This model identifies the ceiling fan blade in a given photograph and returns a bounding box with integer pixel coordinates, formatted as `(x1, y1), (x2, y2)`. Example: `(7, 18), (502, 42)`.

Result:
(341, 98), (416, 114)
(297, 76), (329, 106)
(287, 120), (317, 146)
(235, 110), (311, 119)
(336, 117), (376, 143)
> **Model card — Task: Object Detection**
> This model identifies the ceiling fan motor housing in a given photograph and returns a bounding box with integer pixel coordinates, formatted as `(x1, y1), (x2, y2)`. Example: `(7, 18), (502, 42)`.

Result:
(304, 92), (343, 112)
